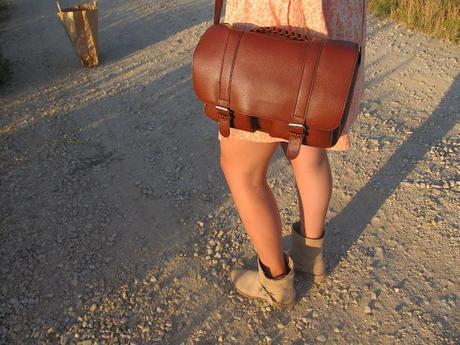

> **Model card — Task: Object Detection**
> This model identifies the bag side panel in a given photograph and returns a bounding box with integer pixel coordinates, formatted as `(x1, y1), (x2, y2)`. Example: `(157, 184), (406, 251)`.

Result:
(192, 25), (231, 104)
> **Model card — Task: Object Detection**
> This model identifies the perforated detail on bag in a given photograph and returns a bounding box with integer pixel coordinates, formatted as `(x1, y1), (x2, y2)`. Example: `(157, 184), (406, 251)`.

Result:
(250, 26), (309, 42)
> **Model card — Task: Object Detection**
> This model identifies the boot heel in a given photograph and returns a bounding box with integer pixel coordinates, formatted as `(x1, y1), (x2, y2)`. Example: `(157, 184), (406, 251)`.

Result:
(272, 300), (296, 311)
(294, 269), (327, 284)
(312, 272), (326, 284)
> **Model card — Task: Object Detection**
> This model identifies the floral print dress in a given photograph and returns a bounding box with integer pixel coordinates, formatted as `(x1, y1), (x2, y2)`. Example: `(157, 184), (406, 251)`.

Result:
(218, 0), (367, 151)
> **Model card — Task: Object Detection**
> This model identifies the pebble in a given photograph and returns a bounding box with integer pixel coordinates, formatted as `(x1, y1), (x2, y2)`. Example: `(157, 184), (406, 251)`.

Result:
(316, 335), (327, 342)
(77, 341), (93, 345)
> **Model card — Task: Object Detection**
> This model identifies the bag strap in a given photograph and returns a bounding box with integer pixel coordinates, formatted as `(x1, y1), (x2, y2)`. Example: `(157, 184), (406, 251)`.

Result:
(286, 40), (324, 159)
(214, 0), (224, 24)
(216, 29), (244, 137)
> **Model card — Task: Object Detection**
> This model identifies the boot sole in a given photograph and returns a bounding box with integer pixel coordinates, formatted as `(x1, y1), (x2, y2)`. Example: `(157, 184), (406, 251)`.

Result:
(294, 269), (326, 284)
(234, 287), (296, 311)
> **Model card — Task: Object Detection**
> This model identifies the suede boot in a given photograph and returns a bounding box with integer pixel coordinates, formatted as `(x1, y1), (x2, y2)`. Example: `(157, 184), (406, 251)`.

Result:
(230, 254), (296, 310)
(288, 222), (326, 283)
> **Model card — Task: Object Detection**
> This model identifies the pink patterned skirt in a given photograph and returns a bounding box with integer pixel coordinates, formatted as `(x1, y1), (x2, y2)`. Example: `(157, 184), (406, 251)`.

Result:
(218, 0), (366, 151)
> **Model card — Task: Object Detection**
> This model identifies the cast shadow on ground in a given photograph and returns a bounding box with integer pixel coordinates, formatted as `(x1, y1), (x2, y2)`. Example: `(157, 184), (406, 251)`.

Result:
(324, 73), (460, 270)
(98, 0), (213, 63)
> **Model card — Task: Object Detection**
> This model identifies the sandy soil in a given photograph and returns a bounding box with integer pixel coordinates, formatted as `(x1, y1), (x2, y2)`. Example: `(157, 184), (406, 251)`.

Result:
(0, 1), (459, 344)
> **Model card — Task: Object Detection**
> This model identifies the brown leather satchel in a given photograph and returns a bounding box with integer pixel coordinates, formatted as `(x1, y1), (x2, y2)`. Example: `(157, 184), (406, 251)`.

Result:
(192, 0), (362, 159)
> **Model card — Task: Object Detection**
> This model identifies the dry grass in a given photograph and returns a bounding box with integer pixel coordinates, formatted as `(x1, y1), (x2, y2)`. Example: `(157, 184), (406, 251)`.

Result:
(369, 0), (460, 44)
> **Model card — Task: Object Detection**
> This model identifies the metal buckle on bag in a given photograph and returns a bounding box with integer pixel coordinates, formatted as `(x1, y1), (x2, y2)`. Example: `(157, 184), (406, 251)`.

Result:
(288, 123), (306, 133)
(216, 105), (230, 113)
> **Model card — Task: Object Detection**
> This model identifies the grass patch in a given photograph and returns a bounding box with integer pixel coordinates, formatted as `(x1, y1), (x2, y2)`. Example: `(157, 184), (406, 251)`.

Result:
(0, 0), (11, 86)
(369, 0), (460, 44)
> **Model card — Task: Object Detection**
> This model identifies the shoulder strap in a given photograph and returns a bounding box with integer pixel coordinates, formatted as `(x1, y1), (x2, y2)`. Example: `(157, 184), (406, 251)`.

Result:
(361, 0), (366, 45)
(214, 0), (224, 24)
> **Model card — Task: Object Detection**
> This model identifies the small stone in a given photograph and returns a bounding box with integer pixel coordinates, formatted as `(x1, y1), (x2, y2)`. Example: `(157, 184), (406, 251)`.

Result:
(364, 306), (372, 314)
(316, 335), (327, 342)
(77, 341), (93, 345)
(196, 221), (204, 227)
(89, 304), (97, 312)
(374, 301), (384, 309)
(59, 335), (68, 345)
(104, 257), (113, 264)
(374, 247), (384, 259)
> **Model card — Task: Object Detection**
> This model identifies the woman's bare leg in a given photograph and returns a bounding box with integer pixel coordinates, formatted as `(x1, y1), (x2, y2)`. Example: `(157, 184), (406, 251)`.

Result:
(220, 137), (286, 277)
(282, 144), (332, 239)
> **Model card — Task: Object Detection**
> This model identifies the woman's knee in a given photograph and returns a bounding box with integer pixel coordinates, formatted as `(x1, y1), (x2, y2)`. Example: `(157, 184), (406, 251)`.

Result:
(220, 152), (267, 188)
(290, 146), (329, 170)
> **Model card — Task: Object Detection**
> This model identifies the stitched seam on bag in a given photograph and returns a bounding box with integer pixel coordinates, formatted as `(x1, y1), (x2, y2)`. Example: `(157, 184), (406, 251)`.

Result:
(291, 40), (311, 125)
(218, 28), (232, 105)
(304, 40), (325, 126)
(227, 31), (244, 110)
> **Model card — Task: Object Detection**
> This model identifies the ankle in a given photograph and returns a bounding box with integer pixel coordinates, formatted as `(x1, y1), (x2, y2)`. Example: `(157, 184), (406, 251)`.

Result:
(306, 231), (324, 240)
(260, 255), (289, 279)
(294, 223), (324, 239)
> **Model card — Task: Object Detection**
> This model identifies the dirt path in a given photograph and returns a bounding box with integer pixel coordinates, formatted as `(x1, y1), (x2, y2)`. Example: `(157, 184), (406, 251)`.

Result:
(0, 1), (459, 344)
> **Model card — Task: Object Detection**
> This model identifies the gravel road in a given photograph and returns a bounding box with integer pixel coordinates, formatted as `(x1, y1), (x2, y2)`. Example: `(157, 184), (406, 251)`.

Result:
(0, 1), (459, 344)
